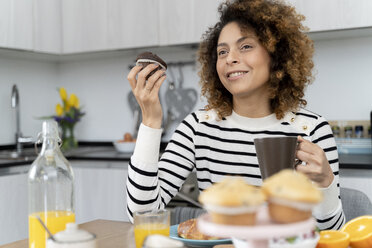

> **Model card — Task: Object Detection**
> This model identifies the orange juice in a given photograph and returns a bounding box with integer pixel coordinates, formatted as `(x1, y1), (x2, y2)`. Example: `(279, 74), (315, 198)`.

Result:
(134, 223), (170, 248)
(29, 210), (75, 248)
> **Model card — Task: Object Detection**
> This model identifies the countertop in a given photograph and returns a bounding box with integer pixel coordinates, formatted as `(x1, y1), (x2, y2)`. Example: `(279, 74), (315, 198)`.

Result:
(0, 143), (371, 172)
(1, 219), (135, 248)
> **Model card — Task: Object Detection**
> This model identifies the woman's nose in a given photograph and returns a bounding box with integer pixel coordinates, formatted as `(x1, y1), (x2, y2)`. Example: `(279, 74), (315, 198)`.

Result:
(226, 50), (239, 64)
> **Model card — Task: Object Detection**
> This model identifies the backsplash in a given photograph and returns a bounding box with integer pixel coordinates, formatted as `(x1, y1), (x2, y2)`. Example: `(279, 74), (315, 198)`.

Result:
(1, 35), (372, 145)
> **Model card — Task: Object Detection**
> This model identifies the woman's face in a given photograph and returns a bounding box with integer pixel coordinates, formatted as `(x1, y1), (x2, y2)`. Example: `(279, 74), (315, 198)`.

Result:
(216, 22), (271, 101)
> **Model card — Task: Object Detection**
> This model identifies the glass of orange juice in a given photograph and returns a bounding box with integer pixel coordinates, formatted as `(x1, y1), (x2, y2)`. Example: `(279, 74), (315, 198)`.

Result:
(134, 209), (170, 248)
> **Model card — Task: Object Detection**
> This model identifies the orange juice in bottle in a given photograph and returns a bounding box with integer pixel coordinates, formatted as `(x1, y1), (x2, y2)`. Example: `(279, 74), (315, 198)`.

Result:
(28, 121), (75, 248)
(29, 211), (75, 248)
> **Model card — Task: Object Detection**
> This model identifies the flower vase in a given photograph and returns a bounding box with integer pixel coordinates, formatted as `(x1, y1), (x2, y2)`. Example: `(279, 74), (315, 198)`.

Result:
(61, 125), (78, 151)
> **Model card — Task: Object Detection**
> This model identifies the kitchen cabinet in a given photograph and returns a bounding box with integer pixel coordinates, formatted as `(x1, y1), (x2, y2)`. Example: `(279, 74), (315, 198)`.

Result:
(73, 161), (130, 224)
(288, 0), (372, 32)
(33, 0), (61, 54)
(158, 0), (222, 46)
(0, 161), (129, 246)
(0, 171), (28, 245)
(62, 0), (158, 54)
(0, 0), (33, 50)
(2, 0), (372, 55)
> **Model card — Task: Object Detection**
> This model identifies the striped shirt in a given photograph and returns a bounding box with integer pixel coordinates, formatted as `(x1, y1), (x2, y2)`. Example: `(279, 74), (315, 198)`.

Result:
(126, 108), (345, 230)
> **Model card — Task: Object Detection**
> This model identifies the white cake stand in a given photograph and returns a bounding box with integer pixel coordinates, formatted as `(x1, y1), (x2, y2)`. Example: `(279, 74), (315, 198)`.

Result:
(197, 206), (316, 248)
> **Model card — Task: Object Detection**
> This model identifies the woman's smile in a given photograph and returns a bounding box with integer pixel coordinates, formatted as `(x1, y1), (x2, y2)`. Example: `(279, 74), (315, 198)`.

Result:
(226, 70), (249, 80)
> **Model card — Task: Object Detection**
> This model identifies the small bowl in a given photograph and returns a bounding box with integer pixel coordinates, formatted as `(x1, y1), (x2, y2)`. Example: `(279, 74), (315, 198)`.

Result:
(113, 141), (136, 153)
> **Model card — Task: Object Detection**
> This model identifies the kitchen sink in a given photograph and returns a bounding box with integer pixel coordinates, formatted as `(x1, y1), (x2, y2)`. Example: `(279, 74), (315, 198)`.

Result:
(0, 148), (38, 161)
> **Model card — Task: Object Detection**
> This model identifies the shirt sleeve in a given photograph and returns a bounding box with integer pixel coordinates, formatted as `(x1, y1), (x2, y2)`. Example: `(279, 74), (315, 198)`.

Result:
(310, 117), (346, 230)
(126, 113), (198, 223)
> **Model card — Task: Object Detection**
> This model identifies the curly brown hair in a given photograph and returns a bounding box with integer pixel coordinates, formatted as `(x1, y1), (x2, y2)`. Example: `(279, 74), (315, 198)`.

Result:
(198, 0), (314, 120)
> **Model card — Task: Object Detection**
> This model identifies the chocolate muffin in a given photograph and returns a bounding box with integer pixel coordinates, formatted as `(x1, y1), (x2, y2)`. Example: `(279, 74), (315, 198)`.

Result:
(135, 51), (167, 79)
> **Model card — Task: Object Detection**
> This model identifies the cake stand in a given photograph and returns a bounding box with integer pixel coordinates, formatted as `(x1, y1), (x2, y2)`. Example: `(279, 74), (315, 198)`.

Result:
(197, 206), (316, 248)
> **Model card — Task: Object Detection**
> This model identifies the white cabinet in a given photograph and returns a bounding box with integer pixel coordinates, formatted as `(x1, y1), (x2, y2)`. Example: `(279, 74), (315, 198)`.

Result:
(288, 0), (372, 32)
(105, 0), (159, 50)
(61, 0), (107, 53)
(62, 0), (158, 53)
(0, 162), (129, 246)
(72, 161), (129, 224)
(0, 0), (33, 50)
(33, 0), (62, 54)
(2, 0), (372, 54)
(0, 172), (29, 245)
(158, 0), (221, 46)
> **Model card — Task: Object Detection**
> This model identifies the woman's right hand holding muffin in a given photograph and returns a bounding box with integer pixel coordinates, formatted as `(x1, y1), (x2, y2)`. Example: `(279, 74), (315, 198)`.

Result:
(127, 64), (166, 129)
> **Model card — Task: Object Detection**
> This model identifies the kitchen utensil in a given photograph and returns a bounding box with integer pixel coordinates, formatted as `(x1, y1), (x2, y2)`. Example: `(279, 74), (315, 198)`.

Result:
(164, 65), (198, 135)
(254, 136), (298, 179)
(36, 215), (56, 242)
(127, 91), (142, 138)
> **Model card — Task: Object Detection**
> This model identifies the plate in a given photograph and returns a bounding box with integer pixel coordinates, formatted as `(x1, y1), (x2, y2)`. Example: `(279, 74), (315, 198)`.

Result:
(169, 224), (232, 247)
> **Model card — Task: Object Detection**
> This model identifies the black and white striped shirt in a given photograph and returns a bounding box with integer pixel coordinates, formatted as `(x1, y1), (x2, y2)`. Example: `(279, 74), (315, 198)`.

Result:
(126, 108), (345, 230)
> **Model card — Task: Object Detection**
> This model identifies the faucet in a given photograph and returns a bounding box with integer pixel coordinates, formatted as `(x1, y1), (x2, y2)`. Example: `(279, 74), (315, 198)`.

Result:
(11, 84), (32, 154)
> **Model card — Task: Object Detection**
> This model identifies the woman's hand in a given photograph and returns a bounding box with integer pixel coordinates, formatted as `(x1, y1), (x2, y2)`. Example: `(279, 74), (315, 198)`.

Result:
(295, 136), (334, 188)
(127, 64), (166, 129)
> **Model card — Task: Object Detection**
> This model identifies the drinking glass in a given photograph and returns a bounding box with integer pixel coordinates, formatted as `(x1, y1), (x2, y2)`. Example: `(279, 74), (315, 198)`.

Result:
(134, 209), (170, 248)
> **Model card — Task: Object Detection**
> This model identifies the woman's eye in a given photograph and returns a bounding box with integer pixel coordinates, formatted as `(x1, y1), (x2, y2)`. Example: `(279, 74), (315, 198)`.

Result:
(241, 44), (252, 50)
(218, 50), (228, 56)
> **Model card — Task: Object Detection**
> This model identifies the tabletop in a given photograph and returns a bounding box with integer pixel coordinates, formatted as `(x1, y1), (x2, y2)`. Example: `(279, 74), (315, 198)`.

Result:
(1, 219), (136, 248)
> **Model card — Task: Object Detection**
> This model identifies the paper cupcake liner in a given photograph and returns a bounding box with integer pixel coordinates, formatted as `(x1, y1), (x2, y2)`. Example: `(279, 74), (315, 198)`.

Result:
(136, 59), (167, 70)
(269, 197), (317, 211)
(204, 204), (261, 215)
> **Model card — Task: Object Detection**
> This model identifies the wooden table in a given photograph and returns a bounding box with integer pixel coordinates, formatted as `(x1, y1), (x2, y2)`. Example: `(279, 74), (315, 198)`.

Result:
(1, 220), (136, 248)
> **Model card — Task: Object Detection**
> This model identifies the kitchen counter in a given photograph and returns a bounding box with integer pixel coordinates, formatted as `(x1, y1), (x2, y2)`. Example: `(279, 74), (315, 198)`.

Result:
(0, 143), (371, 172)
(0, 145), (131, 164)
(1, 219), (136, 248)
(339, 153), (372, 169)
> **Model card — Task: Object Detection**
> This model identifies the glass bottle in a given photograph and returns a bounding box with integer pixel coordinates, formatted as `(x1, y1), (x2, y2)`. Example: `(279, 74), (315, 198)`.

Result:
(331, 125), (340, 138)
(28, 120), (75, 248)
(355, 125), (364, 138)
(344, 125), (353, 138)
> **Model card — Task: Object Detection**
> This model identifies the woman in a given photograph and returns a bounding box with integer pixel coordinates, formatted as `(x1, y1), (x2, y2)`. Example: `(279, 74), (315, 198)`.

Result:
(126, 0), (345, 230)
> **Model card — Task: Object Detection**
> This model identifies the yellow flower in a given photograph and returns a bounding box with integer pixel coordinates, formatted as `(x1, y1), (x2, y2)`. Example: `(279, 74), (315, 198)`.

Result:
(74, 97), (80, 108)
(59, 88), (67, 101)
(68, 93), (79, 108)
(55, 103), (63, 116)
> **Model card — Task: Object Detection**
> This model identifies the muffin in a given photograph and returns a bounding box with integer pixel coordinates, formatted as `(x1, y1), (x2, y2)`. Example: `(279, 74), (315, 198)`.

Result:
(199, 177), (266, 225)
(135, 51), (167, 79)
(262, 169), (322, 224)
